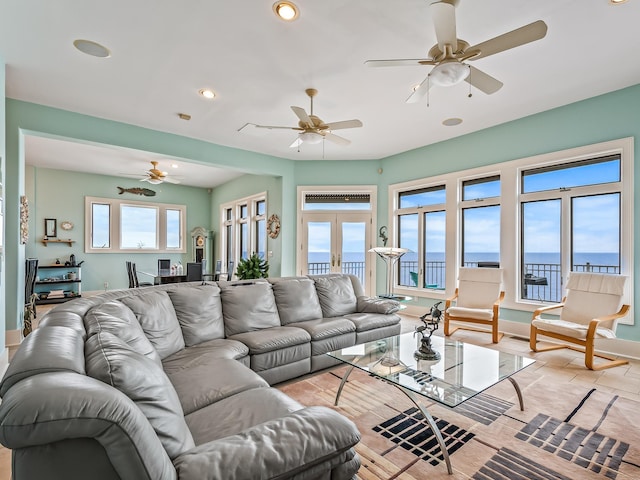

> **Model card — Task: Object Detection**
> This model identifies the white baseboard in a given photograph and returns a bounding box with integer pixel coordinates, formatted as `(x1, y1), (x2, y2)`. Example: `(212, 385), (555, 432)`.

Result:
(401, 305), (640, 361)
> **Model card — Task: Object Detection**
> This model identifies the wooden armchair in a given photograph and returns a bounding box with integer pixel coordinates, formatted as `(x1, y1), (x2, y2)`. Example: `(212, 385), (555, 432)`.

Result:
(530, 272), (629, 370)
(444, 267), (505, 343)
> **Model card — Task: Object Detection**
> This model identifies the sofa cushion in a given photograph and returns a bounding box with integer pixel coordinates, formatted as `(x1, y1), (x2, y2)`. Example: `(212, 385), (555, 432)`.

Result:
(313, 275), (357, 317)
(184, 387), (302, 445)
(162, 338), (249, 377)
(228, 326), (311, 355)
(167, 285), (225, 346)
(220, 282), (281, 336)
(356, 296), (401, 314)
(120, 290), (185, 359)
(288, 317), (356, 341)
(270, 278), (323, 325)
(344, 312), (401, 332)
(84, 300), (162, 366)
(165, 358), (269, 415)
(85, 332), (195, 460)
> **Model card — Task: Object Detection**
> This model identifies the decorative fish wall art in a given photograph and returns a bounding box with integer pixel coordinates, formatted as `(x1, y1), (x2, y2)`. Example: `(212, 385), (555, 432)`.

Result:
(117, 186), (157, 197)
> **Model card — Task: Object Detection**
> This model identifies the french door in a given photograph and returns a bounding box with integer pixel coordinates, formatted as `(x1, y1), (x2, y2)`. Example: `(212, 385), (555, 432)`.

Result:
(300, 212), (372, 294)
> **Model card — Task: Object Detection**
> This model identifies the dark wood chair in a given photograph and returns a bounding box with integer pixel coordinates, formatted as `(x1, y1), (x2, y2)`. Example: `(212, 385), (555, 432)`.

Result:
(186, 262), (203, 282)
(126, 261), (153, 288)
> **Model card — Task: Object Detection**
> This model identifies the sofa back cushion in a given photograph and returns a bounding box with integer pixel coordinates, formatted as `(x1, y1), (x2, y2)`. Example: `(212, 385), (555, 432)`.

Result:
(271, 278), (323, 325)
(312, 275), (358, 317)
(168, 285), (225, 346)
(120, 290), (185, 359)
(85, 332), (195, 460)
(84, 300), (162, 366)
(220, 282), (280, 336)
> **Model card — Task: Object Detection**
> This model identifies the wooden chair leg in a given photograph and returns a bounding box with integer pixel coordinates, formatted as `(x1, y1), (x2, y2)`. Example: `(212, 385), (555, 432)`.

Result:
(585, 341), (629, 370)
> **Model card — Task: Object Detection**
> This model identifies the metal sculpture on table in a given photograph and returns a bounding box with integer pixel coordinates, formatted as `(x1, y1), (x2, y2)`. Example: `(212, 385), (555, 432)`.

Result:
(414, 301), (443, 361)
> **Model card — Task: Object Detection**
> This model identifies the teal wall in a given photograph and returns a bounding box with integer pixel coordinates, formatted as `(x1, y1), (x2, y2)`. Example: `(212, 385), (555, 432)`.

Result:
(210, 173), (283, 277)
(3, 84), (640, 342)
(24, 166), (211, 303)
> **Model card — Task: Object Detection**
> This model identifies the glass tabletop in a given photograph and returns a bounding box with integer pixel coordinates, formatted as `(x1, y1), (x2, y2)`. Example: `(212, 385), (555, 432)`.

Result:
(327, 332), (535, 408)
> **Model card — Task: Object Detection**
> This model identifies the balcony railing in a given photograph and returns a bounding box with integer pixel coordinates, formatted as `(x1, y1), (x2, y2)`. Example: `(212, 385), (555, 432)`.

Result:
(307, 261), (366, 286)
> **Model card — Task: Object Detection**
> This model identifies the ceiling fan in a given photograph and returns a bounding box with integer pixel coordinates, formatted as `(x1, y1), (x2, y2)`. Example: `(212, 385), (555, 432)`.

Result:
(138, 161), (181, 184)
(365, 0), (547, 103)
(239, 88), (363, 147)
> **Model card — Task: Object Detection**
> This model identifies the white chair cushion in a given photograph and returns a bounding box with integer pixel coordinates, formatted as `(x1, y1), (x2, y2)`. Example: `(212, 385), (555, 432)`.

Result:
(456, 267), (503, 309)
(532, 317), (617, 340)
(566, 272), (626, 295)
(561, 273), (627, 326)
(447, 306), (494, 321)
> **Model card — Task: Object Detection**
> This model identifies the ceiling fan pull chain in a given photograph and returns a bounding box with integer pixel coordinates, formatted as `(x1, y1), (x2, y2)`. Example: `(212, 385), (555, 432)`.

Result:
(427, 75), (430, 108)
(468, 65), (473, 98)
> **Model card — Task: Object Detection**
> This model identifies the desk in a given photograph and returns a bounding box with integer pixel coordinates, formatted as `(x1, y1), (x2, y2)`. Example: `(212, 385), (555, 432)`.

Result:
(154, 275), (187, 285)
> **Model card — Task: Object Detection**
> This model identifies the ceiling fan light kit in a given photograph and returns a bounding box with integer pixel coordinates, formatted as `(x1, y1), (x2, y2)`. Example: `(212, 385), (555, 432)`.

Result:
(429, 61), (470, 87)
(299, 131), (322, 144)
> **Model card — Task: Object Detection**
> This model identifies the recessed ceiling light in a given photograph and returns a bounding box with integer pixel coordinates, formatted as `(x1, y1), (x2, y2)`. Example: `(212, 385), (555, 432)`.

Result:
(73, 39), (111, 58)
(609, 0), (628, 4)
(198, 88), (216, 100)
(442, 117), (463, 126)
(273, 1), (299, 21)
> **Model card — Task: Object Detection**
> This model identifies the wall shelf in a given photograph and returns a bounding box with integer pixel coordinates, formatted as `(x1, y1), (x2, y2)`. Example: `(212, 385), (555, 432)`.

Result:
(41, 238), (75, 247)
(35, 265), (82, 305)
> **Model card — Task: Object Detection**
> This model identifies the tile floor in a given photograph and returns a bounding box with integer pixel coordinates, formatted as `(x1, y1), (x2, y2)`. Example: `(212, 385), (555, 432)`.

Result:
(0, 314), (637, 479)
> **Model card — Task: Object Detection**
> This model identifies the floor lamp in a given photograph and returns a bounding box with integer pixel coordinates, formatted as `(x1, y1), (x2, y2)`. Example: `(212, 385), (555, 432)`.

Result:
(369, 247), (409, 300)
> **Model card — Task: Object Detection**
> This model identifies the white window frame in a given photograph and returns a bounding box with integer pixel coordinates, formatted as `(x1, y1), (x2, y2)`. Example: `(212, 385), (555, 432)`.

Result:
(389, 137), (633, 324)
(220, 192), (267, 268)
(84, 196), (186, 253)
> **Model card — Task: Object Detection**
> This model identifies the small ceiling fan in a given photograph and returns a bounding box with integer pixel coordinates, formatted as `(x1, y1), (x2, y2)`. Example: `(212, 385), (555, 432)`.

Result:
(365, 0), (547, 103)
(239, 88), (363, 147)
(139, 161), (181, 184)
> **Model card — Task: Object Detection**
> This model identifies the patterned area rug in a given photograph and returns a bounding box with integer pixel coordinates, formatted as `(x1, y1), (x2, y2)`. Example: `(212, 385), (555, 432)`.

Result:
(278, 365), (640, 480)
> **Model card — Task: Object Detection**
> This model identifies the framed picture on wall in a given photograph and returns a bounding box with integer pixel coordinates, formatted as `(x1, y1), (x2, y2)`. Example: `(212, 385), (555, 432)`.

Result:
(45, 218), (57, 238)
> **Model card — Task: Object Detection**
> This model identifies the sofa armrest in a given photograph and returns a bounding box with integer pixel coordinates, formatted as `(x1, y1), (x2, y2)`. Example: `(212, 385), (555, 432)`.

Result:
(357, 296), (400, 314)
(0, 372), (176, 480)
(174, 406), (360, 480)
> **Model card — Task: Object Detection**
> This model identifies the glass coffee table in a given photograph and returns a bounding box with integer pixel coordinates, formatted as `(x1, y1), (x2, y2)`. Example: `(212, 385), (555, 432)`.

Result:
(327, 332), (535, 474)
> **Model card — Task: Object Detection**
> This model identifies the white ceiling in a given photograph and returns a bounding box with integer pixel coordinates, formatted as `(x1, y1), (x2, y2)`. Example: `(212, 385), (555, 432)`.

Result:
(3, 0), (640, 186)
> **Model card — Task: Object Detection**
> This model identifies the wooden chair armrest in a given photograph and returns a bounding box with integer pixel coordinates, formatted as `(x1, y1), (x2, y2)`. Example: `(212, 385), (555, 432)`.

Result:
(445, 289), (459, 309)
(493, 291), (505, 307)
(532, 300), (565, 319)
(590, 304), (630, 324)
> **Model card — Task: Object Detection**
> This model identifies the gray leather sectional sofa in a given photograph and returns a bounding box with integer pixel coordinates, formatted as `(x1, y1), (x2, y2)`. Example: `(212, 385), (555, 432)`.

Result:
(0, 274), (401, 480)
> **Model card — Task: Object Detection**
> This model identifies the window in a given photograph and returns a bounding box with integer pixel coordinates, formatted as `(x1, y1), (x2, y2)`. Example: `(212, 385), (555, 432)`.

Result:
(396, 185), (446, 290)
(390, 138), (633, 322)
(220, 192), (267, 267)
(85, 196), (186, 253)
(520, 155), (622, 303)
(460, 176), (500, 268)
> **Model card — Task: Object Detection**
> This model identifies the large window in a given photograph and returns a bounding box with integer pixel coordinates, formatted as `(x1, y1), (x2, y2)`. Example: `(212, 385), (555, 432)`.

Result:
(85, 196), (186, 253)
(220, 192), (267, 268)
(390, 138), (633, 321)
(520, 156), (622, 303)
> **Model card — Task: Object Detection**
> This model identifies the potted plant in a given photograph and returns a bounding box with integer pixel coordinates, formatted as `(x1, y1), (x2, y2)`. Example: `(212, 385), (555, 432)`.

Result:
(236, 253), (269, 280)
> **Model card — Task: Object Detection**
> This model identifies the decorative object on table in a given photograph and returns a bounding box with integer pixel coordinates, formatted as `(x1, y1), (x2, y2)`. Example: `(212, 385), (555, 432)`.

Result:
(117, 186), (156, 197)
(236, 253), (269, 280)
(19, 195), (29, 244)
(378, 226), (388, 246)
(44, 218), (57, 238)
(267, 214), (281, 239)
(369, 339), (407, 376)
(369, 247), (410, 300)
(60, 220), (74, 231)
(414, 301), (443, 361)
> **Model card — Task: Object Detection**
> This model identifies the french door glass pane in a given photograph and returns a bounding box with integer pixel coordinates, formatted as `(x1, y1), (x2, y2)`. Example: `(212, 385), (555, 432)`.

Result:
(522, 199), (561, 302)
(572, 193), (620, 274)
(256, 218), (266, 259)
(424, 210), (446, 289)
(91, 203), (110, 248)
(342, 222), (366, 287)
(398, 213), (418, 287)
(308, 221), (331, 275)
(462, 205), (500, 267)
(121, 205), (157, 249)
(240, 223), (249, 259)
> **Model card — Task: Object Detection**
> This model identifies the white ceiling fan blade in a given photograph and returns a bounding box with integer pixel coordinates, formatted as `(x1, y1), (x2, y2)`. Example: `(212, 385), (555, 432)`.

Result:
(468, 20), (548, 61)
(324, 119), (363, 130)
(254, 124), (300, 130)
(163, 177), (181, 184)
(464, 66), (503, 94)
(365, 59), (435, 67)
(289, 137), (303, 149)
(405, 75), (432, 103)
(431, 1), (458, 52)
(291, 106), (314, 127)
(324, 132), (351, 146)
